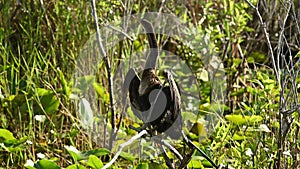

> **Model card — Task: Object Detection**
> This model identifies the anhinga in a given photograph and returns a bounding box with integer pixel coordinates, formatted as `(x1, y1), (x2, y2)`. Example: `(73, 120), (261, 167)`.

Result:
(122, 19), (182, 139)
(122, 19), (218, 168)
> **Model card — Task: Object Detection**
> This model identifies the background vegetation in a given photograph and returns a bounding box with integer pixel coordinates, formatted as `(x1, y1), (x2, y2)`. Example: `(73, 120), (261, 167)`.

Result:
(1, 0), (300, 168)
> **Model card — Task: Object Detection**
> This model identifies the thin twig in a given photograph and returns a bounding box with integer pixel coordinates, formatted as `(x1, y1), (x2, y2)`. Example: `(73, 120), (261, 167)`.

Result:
(159, 145), (175, 169)
(90, 0), (117, 149)
(159, 139), (183, 160)
(102, 130), (148, 169)
(106, 24), (134, 41)
(245, 0), (279, 82)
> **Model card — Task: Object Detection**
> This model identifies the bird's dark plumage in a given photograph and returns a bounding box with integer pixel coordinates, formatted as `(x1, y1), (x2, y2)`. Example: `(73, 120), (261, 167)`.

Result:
(122, 19), (182, 139)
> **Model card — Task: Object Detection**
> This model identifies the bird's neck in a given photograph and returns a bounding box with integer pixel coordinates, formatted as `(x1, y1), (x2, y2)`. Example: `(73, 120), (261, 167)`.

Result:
(144, 48), (159, 70)
(138, 68), (161, 95)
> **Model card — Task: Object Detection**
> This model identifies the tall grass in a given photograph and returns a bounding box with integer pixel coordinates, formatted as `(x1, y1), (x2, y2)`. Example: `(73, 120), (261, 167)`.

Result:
(0, 0), (93, 167)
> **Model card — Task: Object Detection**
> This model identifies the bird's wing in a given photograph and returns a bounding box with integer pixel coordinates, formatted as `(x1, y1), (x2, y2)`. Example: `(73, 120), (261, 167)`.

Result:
(166, 71), (181, 119)
(122, 68), (144, 120)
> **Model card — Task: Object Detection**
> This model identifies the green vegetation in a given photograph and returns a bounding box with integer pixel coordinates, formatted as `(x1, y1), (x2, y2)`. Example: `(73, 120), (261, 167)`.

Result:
(1, 0), (300, 168)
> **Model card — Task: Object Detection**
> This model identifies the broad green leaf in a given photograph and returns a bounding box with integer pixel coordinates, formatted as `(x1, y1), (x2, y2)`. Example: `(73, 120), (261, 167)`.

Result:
(34, 159), (61, 169)
(4, 136), (27, 147)
(87, 155), (103, 169)
(81, 148), (110, 158)
(35, 88), (60, 114)
(65, 145), (81, 162)
(37, 88), (52, 96)
(249, 51), (266, 63)
(225, 114), (263, 125)
(136, 163), (148, 169)
(0, 128), (16, 141)
(233, 58), (242, 66)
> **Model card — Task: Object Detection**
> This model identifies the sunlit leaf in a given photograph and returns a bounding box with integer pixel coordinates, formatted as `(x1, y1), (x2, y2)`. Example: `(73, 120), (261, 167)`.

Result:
(225, 114), (263, 125)
(65, 145), (81, 162)
(87, 155), (103, 169)
(0, 128), (16, 141)
(188, 159), (204, 168)
(34, 159), (61, 169)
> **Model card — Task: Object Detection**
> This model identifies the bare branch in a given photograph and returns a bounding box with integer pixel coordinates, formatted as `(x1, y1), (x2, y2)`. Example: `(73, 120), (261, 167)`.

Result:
(102, 130), (148, 169)
(90, 0), (117, 149)
(245, 0), (280, 82)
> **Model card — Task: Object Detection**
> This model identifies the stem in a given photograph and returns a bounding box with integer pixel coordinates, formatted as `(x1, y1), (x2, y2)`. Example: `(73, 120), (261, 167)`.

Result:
(90, 0), (116, 149)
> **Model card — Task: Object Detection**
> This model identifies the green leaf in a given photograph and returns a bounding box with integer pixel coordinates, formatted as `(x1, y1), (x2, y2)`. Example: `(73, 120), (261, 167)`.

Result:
(247, 57), (255, 63)
(65, 145), (82, 162)
(225, 114), (263, 125)
(230, 88), (245, 96)
(34, 159), (61, 169)
(136, 163), (148, 169)
(148, 162), (163, 169)
(4, 136), (27, 147)
(120, 151), (136, 162)
(36, 88), (60, 114)
(81, 148), (110, 159)
(0, 128), (16, 141)
(92, 82), (109, 104)
(188, 159), (204, 168)
(66, 164), (86, 169)
(182, 112), (197, 123)
(190, 121), (208, 140)
(232, 133), (246, 140)
(87, 155), (103, 169)
(58, 68), (71, 97)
